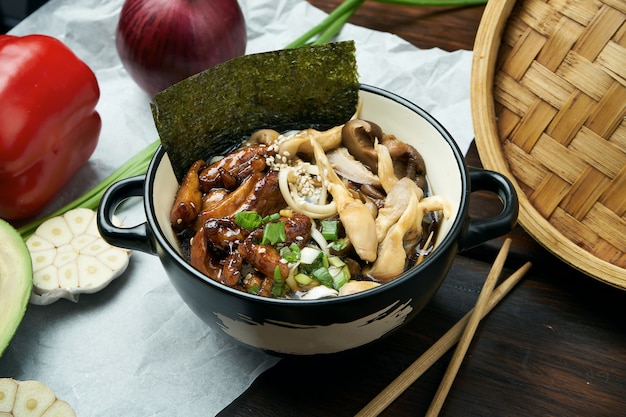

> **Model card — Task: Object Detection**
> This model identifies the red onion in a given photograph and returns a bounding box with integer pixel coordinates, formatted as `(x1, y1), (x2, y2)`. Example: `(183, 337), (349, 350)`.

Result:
(115, 0), (247, 96)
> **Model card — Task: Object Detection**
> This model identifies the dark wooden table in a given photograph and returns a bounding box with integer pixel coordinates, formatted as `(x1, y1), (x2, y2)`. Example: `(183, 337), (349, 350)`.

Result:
(219, 2), (626, 416)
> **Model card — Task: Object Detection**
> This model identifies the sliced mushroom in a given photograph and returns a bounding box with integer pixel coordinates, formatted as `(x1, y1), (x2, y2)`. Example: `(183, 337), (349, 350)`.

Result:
(364, 187), (421, 282)
(380, 134), (427, 191)
(309, 137), (378, 263)
(375, 177), (423, 242)
(326, 147), (380, 186)
(419, 195), (453, 220)
(374, 141), (399, 193)
(277, 125), (343, 159)
(341, 119), (383, 172)
(343, 119), (427, 191)
(338, 280), (380, 296)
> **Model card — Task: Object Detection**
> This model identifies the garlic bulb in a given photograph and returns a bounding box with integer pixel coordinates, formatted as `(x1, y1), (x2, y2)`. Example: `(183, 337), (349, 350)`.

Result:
(26, 208), (130, 305)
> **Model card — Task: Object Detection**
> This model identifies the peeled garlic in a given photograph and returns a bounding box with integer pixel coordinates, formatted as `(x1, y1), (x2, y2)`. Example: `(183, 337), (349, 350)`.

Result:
(26, 208), (130, 305)
(0, 378), (76, 417)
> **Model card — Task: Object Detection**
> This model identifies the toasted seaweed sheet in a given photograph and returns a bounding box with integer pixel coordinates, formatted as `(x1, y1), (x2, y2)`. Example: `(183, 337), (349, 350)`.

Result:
(151, 41), (360, 181)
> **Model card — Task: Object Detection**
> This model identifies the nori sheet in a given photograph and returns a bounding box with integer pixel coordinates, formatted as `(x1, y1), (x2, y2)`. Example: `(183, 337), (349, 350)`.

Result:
(151, 41), (360, 181)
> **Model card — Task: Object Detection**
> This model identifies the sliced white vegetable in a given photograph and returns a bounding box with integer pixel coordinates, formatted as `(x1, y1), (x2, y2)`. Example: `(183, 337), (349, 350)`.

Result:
(0, 378), (76, 417)
(26, 208), (130, 305)
(299, 285), (338, 300)
(299, 246), (323, 265)
(309, 226), (329, 253)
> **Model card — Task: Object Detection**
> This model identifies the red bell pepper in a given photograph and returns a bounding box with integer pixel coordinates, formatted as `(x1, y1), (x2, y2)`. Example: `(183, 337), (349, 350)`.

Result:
(0, 34), (101, 221)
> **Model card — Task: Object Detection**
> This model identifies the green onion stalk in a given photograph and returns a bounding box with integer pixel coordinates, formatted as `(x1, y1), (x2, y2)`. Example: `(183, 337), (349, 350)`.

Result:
(286, 0), (487, 48)
(17, 0), (486, 240)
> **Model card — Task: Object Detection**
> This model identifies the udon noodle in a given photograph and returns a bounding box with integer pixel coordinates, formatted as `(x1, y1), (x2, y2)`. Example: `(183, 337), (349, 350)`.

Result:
(170, 118), (451, 299)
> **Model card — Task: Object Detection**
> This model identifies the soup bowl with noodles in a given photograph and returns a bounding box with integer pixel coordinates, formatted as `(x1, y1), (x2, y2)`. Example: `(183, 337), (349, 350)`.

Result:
(97, 85), (517, 355)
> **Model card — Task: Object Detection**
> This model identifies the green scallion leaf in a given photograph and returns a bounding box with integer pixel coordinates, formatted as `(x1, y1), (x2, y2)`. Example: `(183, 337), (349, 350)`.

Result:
(262, 222), (287, 245)
(235, 211), (264, 230)
(286, 0), (487, 49)
(300, 249), (328, 274)
(332, 265), (351, 290)
(280, 243), (301, 263)
(327, 238), (348, 252)
(294, 273), (313, 286)
(273, 265), (284, 283)
(312, 267), (334, 288)
(272, 266), (286, 297)
(262, 213), (281, 223)
(320, 220), (339, 241)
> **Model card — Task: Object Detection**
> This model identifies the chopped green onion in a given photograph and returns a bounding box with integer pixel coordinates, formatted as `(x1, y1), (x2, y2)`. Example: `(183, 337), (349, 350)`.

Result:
(312, 267), (334, 288)
(235, 211), (263, 230)
(272, 266), (286, 297)
(300, 246), (323, 265)
(262, 213), (281, 223)
(328, 256), (346, 267)
(300, 249), (329, 272)
(237, 211), (284, 232)
(327, 238), (348, 252)
(294, 273), (314, 286)
(262, 222), (286, 245)
(331, 265), (351, 290)
(247, 283), (261, 294)
(273, 265), (284, 283)
(280, 243), (301, 263)
(321, 252), (330, 268)
(321, 220), (339, 241)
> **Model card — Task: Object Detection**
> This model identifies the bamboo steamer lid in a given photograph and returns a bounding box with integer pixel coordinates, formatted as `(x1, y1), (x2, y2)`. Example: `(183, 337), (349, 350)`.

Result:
(471, 0), (626, 288)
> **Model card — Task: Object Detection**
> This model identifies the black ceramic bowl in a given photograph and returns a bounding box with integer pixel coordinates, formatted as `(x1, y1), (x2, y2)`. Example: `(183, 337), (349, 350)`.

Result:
(97, 85), (518, 355)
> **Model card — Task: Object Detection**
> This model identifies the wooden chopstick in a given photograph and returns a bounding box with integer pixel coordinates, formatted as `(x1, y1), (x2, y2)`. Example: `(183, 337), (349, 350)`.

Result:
(424, 238), (511, 416)
(356, 238), (531, 417)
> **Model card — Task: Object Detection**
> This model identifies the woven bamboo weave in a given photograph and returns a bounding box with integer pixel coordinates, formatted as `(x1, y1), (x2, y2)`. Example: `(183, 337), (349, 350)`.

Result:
(472, 0), (626, 287)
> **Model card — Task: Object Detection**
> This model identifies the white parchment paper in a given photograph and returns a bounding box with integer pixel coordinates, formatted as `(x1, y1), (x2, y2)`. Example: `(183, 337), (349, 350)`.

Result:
(0, 0), (473, 415)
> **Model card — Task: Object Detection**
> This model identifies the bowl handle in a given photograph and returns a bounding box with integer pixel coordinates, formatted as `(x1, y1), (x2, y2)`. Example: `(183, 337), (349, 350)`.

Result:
(459, 168), (519, 251)
(97, 175), (157, 255)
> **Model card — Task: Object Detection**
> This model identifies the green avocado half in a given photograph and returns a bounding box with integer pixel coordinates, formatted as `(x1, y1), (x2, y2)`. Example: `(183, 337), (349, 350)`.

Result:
(0, 219), (32, 356)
